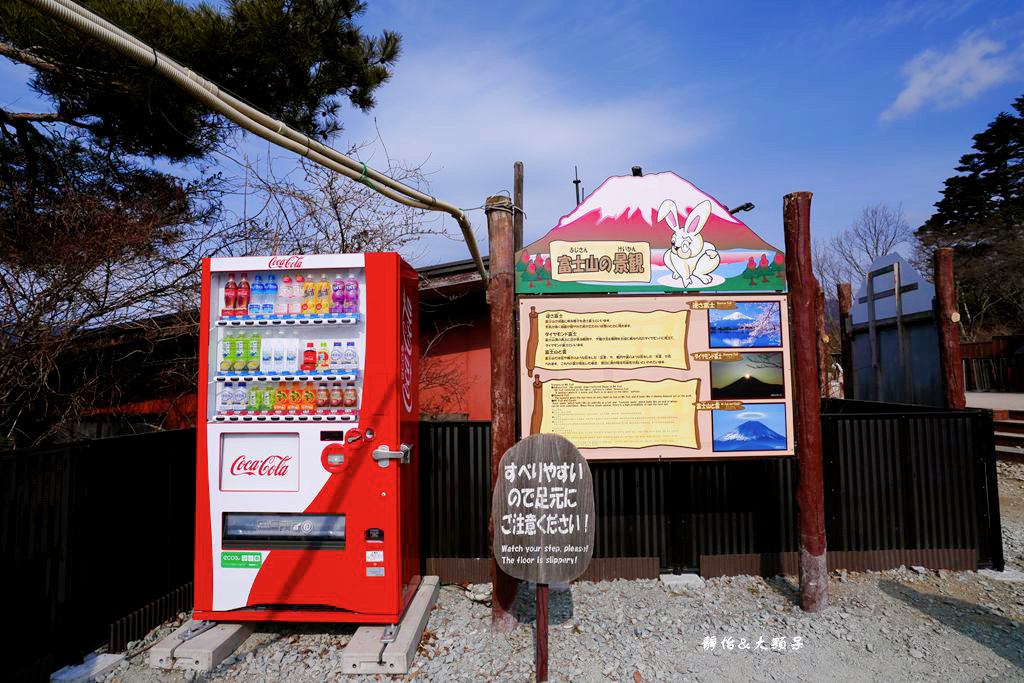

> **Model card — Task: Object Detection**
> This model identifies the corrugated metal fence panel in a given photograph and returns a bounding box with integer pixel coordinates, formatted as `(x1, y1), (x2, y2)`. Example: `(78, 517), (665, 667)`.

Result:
(2, 429), (197, 681)
(419, 403), (1002, 575)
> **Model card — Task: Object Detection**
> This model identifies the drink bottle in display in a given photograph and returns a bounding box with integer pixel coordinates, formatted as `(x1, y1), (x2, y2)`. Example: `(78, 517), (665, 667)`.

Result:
(342, 341), (359, 366)
(302, 274), (317, 316)
(246, 333), (261, 373)
(219, 331), (235, 372)
(302, 342), (316, 372)
(285, 338), (299, 373)
(263, 275), (278, 316)
(274, 382), (289, 412)
(223, 273), (237, 317)
(343, 382), (358, 408)
(232, 333), (248, 373)
(272, 332), (286, 373)
(219, 382), (234, 412)
(329, 342), (343, 370)
(248, 276), (263, 317)
(316, 382), (329, 408)
(260, 335), (273, 373)
(261, 385), (276, 412)
(290, 275), (304, 315)
(344, 273), (359, 314)
(329, 382), (343, 408)
(302, 382), (316, 413)
(316, 274), (331, 316)
(236, 273), (251, 314)
(288, 382), (302, 414)
(247, 383), (261, 412)
(317, 342), (329, 371)
(331, 274), (345, 314)
(277, 276), (292, 315)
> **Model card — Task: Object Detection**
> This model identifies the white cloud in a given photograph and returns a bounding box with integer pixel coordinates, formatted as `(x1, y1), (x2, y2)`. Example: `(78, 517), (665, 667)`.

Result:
(336, 38), (722, 265)
(881, 30), (1022, 121)
(737, 411), (766, 420)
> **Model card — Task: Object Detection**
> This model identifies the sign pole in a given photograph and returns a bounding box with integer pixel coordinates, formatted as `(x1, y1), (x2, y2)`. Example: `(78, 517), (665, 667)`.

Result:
(486, 195), (519, 632)
(783, 191), (828, 612)
(536, 582), (548, 681)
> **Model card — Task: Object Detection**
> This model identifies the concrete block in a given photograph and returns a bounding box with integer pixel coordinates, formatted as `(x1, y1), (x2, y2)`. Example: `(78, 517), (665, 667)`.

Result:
(660, 573), (705, 592)
(51, 653), (124, 682)
(341, 575), (440, 675)
(149, 620), (254, 672)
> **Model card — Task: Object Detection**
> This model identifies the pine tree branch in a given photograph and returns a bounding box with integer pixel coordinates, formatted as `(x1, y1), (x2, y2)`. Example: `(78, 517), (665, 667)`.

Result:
(0, 40), (61, 73)
(0, 108), (100, 133)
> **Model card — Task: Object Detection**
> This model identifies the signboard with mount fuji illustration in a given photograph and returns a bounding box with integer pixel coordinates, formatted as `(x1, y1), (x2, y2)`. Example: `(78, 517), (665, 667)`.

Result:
(515, 172), (786, 294)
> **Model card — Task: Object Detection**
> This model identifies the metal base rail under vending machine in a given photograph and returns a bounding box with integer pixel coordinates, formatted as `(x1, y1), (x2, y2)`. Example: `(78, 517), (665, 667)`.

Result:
(194, 253), (421, 623)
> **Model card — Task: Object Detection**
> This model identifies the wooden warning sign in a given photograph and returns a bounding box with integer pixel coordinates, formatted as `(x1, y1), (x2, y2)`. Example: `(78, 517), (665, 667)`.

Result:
(492, 434), (595, 583)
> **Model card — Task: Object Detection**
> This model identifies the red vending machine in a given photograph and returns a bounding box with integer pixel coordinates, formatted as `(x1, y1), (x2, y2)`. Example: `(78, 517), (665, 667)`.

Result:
(194, 253), (420, 623)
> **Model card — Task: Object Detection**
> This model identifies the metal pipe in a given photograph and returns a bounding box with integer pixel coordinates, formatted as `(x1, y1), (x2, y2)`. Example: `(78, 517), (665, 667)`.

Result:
(27, 0), (489, 285)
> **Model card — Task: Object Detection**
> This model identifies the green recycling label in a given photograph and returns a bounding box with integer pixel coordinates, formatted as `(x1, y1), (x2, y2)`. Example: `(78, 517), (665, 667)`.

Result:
(221, 551), (263, 568)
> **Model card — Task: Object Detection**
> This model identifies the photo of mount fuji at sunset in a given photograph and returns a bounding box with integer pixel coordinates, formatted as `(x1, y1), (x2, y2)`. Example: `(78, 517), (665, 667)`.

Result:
(710, 352), (785, 400)
(712, 404), (787, 452)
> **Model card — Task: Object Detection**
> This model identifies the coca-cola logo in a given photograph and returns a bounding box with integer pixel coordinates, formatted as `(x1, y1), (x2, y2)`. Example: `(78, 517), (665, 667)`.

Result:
(400, 291), (414, 413)
(268, 255), (304, 269)
(230, 454), (292, 477)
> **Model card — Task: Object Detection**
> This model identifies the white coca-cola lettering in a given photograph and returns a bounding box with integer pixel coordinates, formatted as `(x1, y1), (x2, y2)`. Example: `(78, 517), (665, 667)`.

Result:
(400, 291), (414, 413)
(268, 255), (304, 270)
(230, 454), (292, 477)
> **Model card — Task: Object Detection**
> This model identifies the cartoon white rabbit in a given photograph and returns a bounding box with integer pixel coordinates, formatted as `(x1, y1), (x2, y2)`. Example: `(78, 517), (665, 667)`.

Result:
(657, 198), (720, 287)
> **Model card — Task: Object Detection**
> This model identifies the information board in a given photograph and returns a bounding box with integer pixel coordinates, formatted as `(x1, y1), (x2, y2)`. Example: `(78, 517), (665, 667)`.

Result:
(518, 295), (794, 461)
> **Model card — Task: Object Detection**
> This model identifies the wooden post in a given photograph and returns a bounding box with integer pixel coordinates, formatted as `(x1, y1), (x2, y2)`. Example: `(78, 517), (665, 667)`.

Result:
(816, 284), (829, 397)
(783, 192), (828, 613)
(934, 248), (966, 409)
(486, 195), (519, 632)
(514, 161), (524, 252)
(536, 583), (548, 681)
(837, 284), (854, 399)
(867, 273), (881, 401)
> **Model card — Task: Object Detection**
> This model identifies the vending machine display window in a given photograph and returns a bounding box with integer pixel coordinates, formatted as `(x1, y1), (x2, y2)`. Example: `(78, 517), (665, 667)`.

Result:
(222, 513), (346, 550)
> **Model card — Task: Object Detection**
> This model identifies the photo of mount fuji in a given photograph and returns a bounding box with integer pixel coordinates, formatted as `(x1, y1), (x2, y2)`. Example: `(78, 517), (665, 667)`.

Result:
(712, 404), (788, 452)
(708, 301), (782, 348)
(711, 352), (785, 399)
(514, 172), (786, 294)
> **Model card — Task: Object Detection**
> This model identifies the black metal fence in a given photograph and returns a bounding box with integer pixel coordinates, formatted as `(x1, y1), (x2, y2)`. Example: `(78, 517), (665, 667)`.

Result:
(419, 399), (1003, 573)
(1, 429), (196, 682)
(3, 401), (1003, 679)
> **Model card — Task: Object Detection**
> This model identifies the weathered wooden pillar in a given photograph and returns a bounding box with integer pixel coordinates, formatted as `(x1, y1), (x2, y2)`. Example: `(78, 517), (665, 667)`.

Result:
(513, 161), (524, 252)
(837, 284), (854, 399)
(816, 285), (829, 397)
(934, 248), (965, 409)
(783, 191), (828, 612)
(486, 195), (519, 631)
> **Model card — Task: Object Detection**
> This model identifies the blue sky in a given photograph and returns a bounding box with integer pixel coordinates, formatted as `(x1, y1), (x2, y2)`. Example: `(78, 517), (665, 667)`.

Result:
(4, 0), (1024, 267)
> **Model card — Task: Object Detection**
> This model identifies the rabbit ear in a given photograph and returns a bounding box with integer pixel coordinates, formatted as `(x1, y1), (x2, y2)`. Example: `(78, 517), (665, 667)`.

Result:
(657, 199), (679, 231)
(685, 200), (712, 234)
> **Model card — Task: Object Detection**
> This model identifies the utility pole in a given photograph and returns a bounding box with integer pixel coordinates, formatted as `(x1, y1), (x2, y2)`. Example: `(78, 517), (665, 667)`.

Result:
(514, 162), (524, 252)
(783, 191), (828, 612)
(486, 195), (518, 631)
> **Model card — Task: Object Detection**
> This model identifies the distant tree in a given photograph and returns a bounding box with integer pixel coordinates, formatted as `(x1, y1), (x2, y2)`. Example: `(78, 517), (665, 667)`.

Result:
(813, 203), (914, 298)
(915, 94), (1024, 339)
(0, 0), (403, 446)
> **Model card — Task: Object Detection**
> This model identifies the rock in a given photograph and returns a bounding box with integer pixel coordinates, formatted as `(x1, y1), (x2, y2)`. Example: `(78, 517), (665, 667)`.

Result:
(911, 566), (929, 575)
(910, 649), (924, 659)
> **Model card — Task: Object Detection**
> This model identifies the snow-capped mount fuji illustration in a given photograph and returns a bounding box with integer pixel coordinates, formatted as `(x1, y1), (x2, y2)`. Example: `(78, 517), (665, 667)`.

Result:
(514, 171), (787, 294)
(523, 172), (779, 256)
(713, 420), (787, 451)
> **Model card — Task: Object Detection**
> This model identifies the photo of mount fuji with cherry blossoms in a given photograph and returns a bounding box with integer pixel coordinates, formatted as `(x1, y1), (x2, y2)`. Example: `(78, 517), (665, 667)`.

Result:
(708, 301), (782, 348)
(712, 404), (788, 452)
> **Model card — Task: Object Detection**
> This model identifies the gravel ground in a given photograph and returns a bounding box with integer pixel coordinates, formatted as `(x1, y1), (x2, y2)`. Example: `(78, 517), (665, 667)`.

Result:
(100, 461), (1024, 683)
